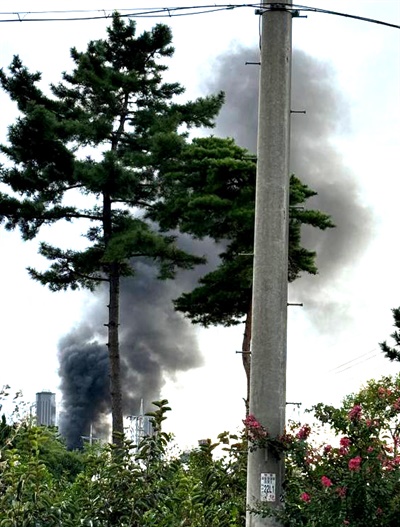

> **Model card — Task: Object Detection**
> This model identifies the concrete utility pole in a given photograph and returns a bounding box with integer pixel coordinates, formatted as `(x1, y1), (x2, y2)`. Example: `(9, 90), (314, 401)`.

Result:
(246, 2), (293, 526)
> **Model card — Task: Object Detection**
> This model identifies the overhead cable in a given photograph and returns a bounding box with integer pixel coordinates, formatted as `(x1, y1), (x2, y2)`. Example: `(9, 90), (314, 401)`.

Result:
(0, 4), (398, 29)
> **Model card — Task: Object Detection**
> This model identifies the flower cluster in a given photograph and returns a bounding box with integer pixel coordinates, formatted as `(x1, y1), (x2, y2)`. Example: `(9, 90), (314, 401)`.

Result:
(321, 475), (332, 487)
(348, 404), (362, 421)
(255, 374), (400, 527)
(300, 492), (311, 502)
(296, 424), (311, 440)
(242, 415), (295, 459)
(348, 456), (362, 471)
(243, 414), (269, 450)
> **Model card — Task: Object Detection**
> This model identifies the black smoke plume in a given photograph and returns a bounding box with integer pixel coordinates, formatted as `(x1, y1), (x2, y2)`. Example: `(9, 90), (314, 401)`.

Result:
(59, 46), (373, 447)
(58, 237), (220, 448)
(58, 330), (110, 449)
(205, 46), (373, 330)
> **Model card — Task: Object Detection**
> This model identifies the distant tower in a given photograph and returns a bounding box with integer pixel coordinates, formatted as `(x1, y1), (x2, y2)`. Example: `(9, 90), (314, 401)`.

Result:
(36, 391), (56, 426)
(126, 400), (153, 448)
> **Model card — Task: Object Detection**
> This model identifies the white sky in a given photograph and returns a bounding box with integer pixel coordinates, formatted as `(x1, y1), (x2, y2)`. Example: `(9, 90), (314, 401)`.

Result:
(0, 1), (399, 448)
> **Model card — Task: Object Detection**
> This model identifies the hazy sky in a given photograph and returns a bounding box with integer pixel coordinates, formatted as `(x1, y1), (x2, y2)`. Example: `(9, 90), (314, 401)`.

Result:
(0, 1), (399, 447)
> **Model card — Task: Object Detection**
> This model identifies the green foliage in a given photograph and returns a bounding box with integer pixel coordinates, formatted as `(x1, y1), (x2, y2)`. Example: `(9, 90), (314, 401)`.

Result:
(151, 136), (335, 327)
(2, 382), (400, 526)
(0, 414), (15, 450)
(0, 14), (224, 440)
(0, 425), (73, 527)
(380, 307), (400, 362)
(252, 374), (400, 527)
(0, 15), (223, 288)
(0, 399), (246, 526)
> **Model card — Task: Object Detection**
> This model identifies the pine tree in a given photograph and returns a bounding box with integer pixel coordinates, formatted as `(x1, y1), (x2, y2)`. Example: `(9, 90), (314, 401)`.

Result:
(380, 307), (400, 362)
(152, 136), (335, 408)
(0, 15), (224, 443)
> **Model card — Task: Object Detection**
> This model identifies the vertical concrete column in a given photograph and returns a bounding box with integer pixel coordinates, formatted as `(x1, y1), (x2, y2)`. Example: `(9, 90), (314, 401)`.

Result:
(246, 2), (292, 526)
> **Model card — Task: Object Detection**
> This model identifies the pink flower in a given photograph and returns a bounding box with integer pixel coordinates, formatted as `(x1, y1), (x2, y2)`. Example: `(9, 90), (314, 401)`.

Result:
(343, 521), (350, 525)
(336, 486), (347, 497)
(392, 398), (400, 411)
(243, 414), (261, 428)
(339, 437), (351, 455)
(348, 404), (362, 421)
(367, 446), (374, 453)
(243, 414), (268, 442)
(348, 456), (362, 471)
(383, 460), (394, 471)
(323, 444), (332, 455)
(321, 475), (333, 487)
(376, 507), (383, 516)
(300, 492), (311, 502)
(296, 424), (311, 440)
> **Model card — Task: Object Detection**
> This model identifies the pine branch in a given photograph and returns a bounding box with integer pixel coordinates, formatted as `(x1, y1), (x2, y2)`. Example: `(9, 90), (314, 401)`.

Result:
(379, 307), (400, 363)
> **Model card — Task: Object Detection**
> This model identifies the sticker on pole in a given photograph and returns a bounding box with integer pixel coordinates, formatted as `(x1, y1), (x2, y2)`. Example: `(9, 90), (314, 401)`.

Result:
(260, 473), (276, 502)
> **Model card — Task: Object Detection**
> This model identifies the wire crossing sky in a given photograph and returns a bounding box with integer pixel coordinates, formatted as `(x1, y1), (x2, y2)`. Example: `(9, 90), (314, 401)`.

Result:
(0, 3), (398, 28)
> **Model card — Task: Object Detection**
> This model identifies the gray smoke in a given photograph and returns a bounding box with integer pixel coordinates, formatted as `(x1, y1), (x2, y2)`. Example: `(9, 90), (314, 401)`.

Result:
(58, 236), (220, 448)
(205, 46), (373, 329)
(58, 329), (110, 449)
(59, 46), (373, 446)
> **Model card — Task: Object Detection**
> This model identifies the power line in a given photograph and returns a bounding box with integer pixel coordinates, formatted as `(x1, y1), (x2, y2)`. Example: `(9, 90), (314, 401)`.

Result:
(329, 348), (379, 372)
(328, 348), (383, 375)
(292, 4), (400, 30)
(0, 5), (252, 22)
(333, 354), (381, 375)
(0, 4), (397, 29)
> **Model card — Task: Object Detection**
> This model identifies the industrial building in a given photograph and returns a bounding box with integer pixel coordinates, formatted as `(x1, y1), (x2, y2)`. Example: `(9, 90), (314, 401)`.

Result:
(126, 400), (153, 448)
(36, 391), (56, 426)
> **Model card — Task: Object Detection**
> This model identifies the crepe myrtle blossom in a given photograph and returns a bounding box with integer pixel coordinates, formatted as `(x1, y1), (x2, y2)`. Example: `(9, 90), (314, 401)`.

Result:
(348, 404), (362, 421)
(321, 475), (333, 487)
(300, 492), (311, 502)
(348, 456), (362, 471)
(296, 424), (311, 440)
(243, 414), (269, 448)
(243, 414), (268, 437)
(340, 437), (351, 448)
(254, 374), (400, 526)
(336, 486), (347, 498)
(339, 436), (351, 455)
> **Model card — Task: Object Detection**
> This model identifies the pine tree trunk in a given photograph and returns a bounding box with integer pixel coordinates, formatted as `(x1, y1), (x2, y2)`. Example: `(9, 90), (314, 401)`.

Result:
(108, 263), (124, 444)
(242, 299), (252, 416)
(103, 191), (124, 445)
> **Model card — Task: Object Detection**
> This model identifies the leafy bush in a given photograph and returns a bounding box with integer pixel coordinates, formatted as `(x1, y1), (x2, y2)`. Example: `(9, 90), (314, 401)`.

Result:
(0, 398), (246, 526)
(253, 374), (400, 527)
(1, 376), (399, 526)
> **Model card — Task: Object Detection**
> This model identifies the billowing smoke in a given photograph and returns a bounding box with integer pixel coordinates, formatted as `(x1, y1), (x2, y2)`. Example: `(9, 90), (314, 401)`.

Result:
(58, 329), (110, 449)
(59, 46), (373, 447)
(205, 46), (373, 330)
(58, 237), (220, 448)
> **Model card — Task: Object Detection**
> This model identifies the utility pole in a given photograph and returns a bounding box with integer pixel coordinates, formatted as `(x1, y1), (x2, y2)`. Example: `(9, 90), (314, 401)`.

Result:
(246, 2), (292, 526)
